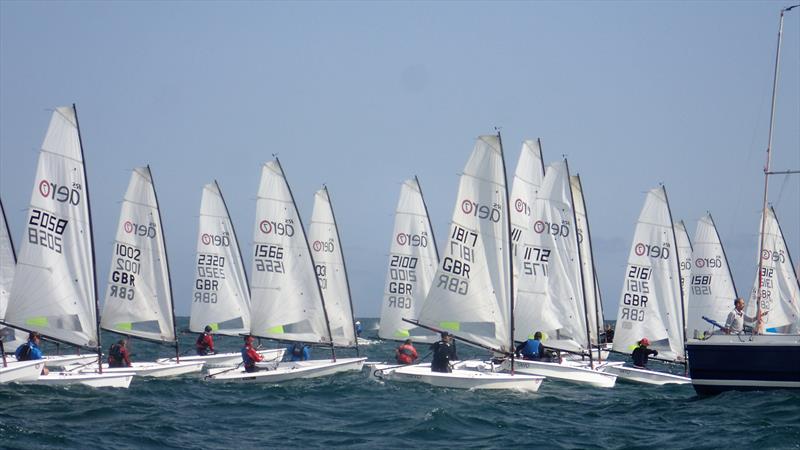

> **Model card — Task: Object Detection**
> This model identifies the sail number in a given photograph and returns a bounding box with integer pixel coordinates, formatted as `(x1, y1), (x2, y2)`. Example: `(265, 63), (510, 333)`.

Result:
(437, 225), (475, 295)
(386, 255), (418, 309)
(522, 246), (550, 277)
(108, 243), (140, 301)
(254, 244), (284, 273)
(27, 208), (68, 254)
(620, 265), (651, 322)
(691, 274), (712, 295)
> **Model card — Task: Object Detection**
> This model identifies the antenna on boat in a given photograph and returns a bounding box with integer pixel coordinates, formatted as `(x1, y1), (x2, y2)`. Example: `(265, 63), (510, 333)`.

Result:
(755, 4), (799, 331)
(73, 103), (104, 374)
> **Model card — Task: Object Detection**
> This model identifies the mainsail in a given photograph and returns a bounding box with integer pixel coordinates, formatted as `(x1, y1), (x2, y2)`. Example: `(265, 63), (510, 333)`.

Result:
(514, 160), (587, 353)
(686, 213), (738, 339)
(249, 160), (331, 344)
(308, 187), (357, 348)
(378, 177), (439, 342)
(571, 175), (603, 346)
(510, 139), (545, 279)
(674, 220), (693, 321)
(416, 135), (512, 353)
(746, 207), (800, 333)
(189, 181), (251, 336)
(0, 198), (16, 321)
(4, 106), (99, 348)
(100, 167), (175, 343)
(613, 186), (684, 361)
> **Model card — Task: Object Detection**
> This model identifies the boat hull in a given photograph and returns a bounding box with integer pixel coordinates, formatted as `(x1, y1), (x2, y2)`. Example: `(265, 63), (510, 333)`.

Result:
(601, 364), (690, 385)
(22, 371), (134, 388)
(0, 360), (44, 383)
(205, 357), (366, 383)
(6, 354), (99, 369)
(72, 361), (205, 378)
(687, 334), (800, 395)
(157, 349), (285, 368)
(373, 361), (545, 392)
(506, 359), (617, 388)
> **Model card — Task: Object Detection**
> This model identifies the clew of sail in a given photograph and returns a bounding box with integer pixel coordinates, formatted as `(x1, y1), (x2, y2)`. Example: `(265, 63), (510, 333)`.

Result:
(189, 181), (251, 336)
(514, 160), (587, 353)
(100, 167), (175, 343)
(613, 186), (684, 361)
(686, 213), (738, 339)
(308, 188), (357, 348)
(4, 107), (99, 348)
(378, 178), (439, 342)
(249, 161), (330, 344)
(746, 207), (800, 333)
(416, 135), (512, 353)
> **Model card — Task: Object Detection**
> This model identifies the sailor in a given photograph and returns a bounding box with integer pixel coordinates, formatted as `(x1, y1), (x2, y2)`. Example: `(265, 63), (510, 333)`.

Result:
(631, 338), (658, 368)
(108, 339), (132, 368)
(288, 342), (311, 361)
(242, 335), (264, 372)
(723, 298), (762, 334)
(515, 331), (545, 361)
(395, 339), (418, 365)
(355, 321), (363, 337)
(430, 332), (458, 373)
(196, 325), (216, 356)
(14, 331), (49, 375)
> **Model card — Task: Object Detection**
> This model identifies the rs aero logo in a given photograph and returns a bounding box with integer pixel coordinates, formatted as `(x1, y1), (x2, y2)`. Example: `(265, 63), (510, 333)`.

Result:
(259, 219), (295, 237)
(202, 232), (230, 247)
(635, 242), (670, 259)
(761, 249), (786, 263)
(461, 199), (501, 223)
(694, 255), (722, 268)
(124, 220), (157, 238)
(534, 220), (572, 238)
(39, 179), (81, 206)
(396, 232), (428, 247)
(514, 198), (531, 216)
(313, 239), (335, 253)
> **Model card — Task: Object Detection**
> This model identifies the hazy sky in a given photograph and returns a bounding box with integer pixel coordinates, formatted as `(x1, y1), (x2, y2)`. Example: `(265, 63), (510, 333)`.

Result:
(1, 1), (798, 318)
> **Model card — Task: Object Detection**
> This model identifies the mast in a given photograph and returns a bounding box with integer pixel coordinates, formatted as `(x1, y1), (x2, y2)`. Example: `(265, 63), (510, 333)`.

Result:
(756, 5), (798, 328)
(415, 175), (440, 263)
(215, 180), (251, 296)
(73, 104), (103, 373)
(323, 186), (360, 356)
(574, 174), (605, 360)
(566, 160), (594, 369)
(276, 159), (336, 360)
(497, 131), (515, 374)
(663, 185), (688, 367)
(149, 165), (180, 362)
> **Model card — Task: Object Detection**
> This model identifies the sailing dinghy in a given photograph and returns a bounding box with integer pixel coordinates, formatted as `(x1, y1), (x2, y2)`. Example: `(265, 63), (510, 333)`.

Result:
(159, 181), (284, 368)
(1, 106), (133, 388)
(377, 135), (545, 392)
(206, 160), (364, 383)
(76, 167), (204, 378)
(602, 186), (690, 385)
(509, 158), (616, 388)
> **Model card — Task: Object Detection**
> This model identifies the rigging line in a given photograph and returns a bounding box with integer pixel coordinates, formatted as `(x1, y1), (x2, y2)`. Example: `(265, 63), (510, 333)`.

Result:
(772, 173), (792, 207)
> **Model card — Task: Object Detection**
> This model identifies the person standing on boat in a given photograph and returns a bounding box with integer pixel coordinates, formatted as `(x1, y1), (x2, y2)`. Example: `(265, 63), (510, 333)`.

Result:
(195, 325), (216, 356)
(395, 339), (418, 365)
(723, 298), (762, 334)
(242, 335), (264, 372)
(355, 321), (363, 337)
(631, 338), (658, 368)
(14, 331), (49, 375)
(287, 342), (311, 361)
(515, 331), (545, 361)
(430, 332), (458, 373)
(108, 339), (132, 368)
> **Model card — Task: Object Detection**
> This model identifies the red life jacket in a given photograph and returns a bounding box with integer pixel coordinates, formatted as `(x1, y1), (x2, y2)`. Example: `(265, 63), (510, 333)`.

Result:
(396, 344), (417, 364)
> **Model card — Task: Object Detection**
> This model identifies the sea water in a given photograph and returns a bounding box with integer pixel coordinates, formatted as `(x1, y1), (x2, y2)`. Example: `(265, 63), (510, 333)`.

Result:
(1, 318), (798, 449)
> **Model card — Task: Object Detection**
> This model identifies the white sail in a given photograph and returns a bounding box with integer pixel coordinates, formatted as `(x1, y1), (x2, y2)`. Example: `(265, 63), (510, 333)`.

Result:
(674, 220), (693, 322)
(510, 140), (545, 279)
(309, 188), (357, 347)
(746, 207), (800, 333)
(378, 178), (440, 342)
(100, 167), (175, 343)
(249, 161), (331, 344)
(686, 214), (738, 339)
(416, 135), (512, 352)
(5, 107), (99, 348)
(0, 199), (15, 321)
(571, 175), (602, 345)
(613, 186), (684, 361)
(514, 160), (586, 352)
(189, 181), (251, 336)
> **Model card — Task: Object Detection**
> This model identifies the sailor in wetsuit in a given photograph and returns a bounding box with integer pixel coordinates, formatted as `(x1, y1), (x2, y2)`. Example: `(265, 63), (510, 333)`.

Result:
(631, 337), (658, 368)
(430, 332), (458, 373)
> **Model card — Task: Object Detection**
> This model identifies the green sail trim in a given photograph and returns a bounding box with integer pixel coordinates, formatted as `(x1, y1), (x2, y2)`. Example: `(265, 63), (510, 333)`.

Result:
(439, 321), (460, 331)
(266, 325), (285, 334)
(26, 317), (49, 327)
(114, 322), (133, 331)
(394, 329), (410, 338)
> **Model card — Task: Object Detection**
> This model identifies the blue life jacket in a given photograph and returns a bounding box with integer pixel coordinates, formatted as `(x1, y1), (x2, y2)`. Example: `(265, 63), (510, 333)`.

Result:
(520, 339), (542, 359)
(15, 341), (43, 361)
(242, 346), (255, 366)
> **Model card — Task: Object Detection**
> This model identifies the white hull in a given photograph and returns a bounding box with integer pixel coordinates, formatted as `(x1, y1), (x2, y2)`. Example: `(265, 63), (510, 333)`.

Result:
(71, 360), (205, 378)
(601, 364), (691, 385)
(22, 371), (134, 388)
(0, 360), (44, 383)
(157, 349), (286, 368)
(563, 349), (611, 362)
(373, 361), (545, 392)
(205, 357), (366, 383)
(507, 359), (617, 388)
(6, 354), (99, 369)
(357, 337), (381, 346)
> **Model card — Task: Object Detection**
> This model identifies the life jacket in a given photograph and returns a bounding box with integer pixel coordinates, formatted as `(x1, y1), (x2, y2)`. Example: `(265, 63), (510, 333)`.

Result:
(196, 333), (211, 349)
(397, 344), (416, 364)
(109, 343), (124, 365)
(15, 342), (33, 361)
